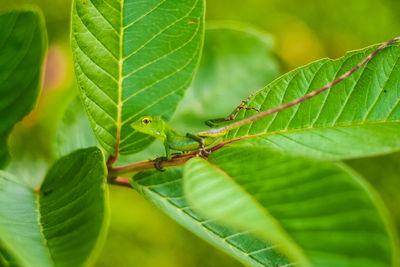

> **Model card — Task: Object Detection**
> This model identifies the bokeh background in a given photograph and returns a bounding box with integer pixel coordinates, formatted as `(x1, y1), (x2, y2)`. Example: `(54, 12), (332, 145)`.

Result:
(1, 0), (399, 266)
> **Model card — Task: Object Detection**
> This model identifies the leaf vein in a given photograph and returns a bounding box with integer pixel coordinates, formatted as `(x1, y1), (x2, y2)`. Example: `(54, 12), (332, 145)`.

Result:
(139, 186), (274, 266)
(75, 56), (119, 105)
(122, 41), (200, 103)
(121, 78), (191, 125)
(82, 91), (117, 123)
(285, 62), (328, 130)
(73, 37), (119, 82)
(363, 53), (400, 121)
(75, 10), (119, 61)
(1, 20), (36, 81)
(123, 0), (167, 30)
(90, 0), (120, 35)
(122, 0), (198, 62)
(122, 17), (200, 81)
(331, 55), (372, 125)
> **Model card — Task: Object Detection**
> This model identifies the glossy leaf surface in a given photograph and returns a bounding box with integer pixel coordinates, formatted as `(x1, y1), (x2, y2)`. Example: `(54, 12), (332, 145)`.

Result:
(184, 146), (398, 266)
(71, 0), (205, 156)
(0, 10), (47, 167)
(0, 147), (108, 267)
(131, 168), (291, 267)
(224, 43), (400, 159)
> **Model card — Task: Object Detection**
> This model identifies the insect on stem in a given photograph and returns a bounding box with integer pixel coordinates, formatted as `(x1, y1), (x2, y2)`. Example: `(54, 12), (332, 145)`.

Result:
(199, 36), (400, 136)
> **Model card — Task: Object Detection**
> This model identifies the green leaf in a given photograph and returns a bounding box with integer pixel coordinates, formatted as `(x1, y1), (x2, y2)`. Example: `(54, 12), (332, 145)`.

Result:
(0, 9), (47, 168)
(171, 23), (279, 132)
(347, 152), (400, 233)
(71, 0), (205, 156)
(54, 97), (100, 159)
(0, 147), (108, 267)
(6, 84), (77, 189)
(184, 146), (398, 266)
(225, 43), (400, 159)
(130, 168), (291, 267)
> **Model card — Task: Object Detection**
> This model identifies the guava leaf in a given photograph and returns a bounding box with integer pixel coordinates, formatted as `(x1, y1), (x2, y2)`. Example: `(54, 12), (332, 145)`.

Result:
(183, 146), (398, 266)
(130, 168), (291, 267)
(0, 147), (108, 267)
(0, 10), (47, 168)
(71, 0), (205, 156)
(224, 43), (400, 159)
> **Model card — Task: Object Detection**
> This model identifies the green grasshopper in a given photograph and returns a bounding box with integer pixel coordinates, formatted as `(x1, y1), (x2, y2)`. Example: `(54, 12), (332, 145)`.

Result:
(131, 37), (400, 166)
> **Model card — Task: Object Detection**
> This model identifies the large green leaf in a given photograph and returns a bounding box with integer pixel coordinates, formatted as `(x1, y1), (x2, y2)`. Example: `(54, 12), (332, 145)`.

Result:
(183, 146), (398, 266)
(71, 0), (205, 156)
(224, 43), (400, 159)
(0, 147), (108, 267)
(171, 23), (279, 132)
(0, 9), (47, 168)
(130, 168), (291, 267)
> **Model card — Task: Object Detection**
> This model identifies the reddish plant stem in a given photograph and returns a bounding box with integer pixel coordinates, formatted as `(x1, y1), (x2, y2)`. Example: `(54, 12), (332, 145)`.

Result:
(108, 153), (195, 178)
(107, 137), (248, 179)
(110, 177), (132, 188)
(106, 154), (119, 167)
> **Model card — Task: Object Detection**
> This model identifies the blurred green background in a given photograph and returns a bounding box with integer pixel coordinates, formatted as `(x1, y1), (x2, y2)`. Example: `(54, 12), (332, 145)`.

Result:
(1, 0), (399, 266)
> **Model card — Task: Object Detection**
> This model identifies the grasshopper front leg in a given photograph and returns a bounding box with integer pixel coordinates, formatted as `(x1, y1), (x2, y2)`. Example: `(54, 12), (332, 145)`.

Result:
(205, 93), (260, 127)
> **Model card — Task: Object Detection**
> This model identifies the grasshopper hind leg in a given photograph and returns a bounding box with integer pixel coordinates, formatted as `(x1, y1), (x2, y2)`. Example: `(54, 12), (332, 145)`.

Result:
(205, 93), (260, 127)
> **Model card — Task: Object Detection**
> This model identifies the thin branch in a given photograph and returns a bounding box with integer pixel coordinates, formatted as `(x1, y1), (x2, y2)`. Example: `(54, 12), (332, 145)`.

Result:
(108, 152), (196, 178)
(109, 177), (132, 188)
(107, 137), (250, 179)
(106, 154), (119, 167)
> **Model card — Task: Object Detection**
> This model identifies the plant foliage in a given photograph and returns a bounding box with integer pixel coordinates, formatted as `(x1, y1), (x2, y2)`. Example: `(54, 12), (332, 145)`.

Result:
(0, 2), (399, 267)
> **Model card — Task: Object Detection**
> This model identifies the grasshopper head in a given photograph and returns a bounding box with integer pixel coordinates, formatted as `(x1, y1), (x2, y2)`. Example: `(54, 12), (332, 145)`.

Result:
(130, 116), (166, 140)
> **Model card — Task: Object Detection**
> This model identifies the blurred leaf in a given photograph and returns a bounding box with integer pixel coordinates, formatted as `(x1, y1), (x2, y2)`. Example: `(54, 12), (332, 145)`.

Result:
(6, 83), (76, 188)
(71, 0), (205, 156)
(54, 97), (100, 158)
(347, 152), (400, 233)
(131, 168), (290, 267)
(0, 147), (108, 267)
(96, 185), (243, 267)
(225, 43), (400, 159)
(171, 23), (279, 132)
(0, 0), (73, 42)
(184, 146), (398, 266)
(0, 9), (47, 168)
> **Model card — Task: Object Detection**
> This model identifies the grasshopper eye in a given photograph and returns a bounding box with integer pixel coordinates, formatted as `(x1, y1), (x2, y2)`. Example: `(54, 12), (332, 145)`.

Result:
(142, 118), (151, 125)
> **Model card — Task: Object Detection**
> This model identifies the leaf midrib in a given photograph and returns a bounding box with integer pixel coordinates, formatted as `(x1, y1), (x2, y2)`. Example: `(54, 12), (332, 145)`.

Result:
(115, 0), (124, 156)
(34, 193), (55, 266)
(234, 119), (400, 141)
(134, 181), (267, 267)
